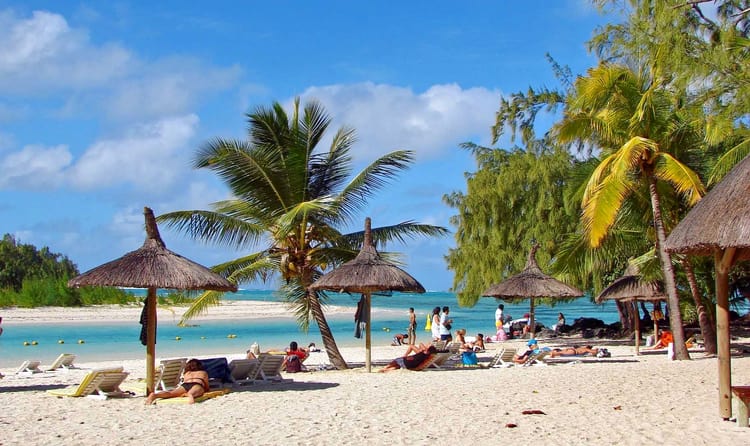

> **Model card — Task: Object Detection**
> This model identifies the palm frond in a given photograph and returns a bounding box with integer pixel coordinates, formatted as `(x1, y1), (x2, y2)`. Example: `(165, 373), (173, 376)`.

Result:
(653, 153), (706, 205)
(179, 290), (226, 325)
(156, 210), (265, 250)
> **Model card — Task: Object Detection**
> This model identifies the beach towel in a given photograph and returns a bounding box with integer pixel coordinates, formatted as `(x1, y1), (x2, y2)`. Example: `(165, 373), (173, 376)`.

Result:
(153, 388), (231, 405)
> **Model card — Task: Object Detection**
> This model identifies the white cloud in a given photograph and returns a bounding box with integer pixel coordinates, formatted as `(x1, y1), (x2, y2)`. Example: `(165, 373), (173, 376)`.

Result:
(68, 114), (199, 190)
(299, 82), (500, 161)
(0, 10), (134, 93)
(0, 144), (72, 189)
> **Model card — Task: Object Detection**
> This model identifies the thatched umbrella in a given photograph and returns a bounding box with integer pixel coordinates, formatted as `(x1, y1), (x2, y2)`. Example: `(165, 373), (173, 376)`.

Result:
(309, 217), (425, 372)
(68, 207), (237, 394)
(665, 153), (750, 420)
(482, 244), (583, 337)
(595, 264), (666, 355)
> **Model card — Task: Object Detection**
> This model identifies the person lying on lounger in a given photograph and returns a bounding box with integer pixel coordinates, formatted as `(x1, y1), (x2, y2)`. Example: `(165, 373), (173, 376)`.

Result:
(380, 344), (438, 372)
(549, 345), (600, 357)
(145, 358), (209, 405)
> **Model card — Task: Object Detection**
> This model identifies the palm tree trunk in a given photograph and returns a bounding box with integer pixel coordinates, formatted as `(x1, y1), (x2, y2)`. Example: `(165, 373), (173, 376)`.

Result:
(680, 258), (717, 355)
(648, 176), (690, 360)
(308, 290), (349, 369)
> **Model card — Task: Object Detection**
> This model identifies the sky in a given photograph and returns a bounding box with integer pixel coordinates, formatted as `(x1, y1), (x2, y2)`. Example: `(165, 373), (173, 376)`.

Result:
(0, 1), (616, 292)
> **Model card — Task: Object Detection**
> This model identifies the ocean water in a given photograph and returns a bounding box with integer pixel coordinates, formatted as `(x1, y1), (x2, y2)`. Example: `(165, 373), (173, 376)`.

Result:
(0, 290), (621, 368)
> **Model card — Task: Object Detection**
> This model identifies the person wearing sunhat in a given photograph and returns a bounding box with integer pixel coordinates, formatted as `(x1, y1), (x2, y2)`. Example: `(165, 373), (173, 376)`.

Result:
(513, 338), (541, 364)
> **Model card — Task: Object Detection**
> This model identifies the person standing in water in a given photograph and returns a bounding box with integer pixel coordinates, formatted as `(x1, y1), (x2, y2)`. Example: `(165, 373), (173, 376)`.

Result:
(407, 307), (417, 345)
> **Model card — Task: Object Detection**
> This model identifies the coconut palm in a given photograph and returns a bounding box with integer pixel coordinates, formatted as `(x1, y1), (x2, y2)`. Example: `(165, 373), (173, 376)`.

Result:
(555, 64), (705, 360)
(158, 98), (447, 369)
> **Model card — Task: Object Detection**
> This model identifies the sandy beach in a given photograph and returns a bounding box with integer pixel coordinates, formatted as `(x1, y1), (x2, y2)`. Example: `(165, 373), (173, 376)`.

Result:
(1, 305), (750, 445)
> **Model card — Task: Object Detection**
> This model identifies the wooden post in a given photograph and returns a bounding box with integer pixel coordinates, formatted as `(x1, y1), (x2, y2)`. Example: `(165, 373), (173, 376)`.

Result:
(716, 248), (736, 419)
(634, 302), (641, 356)
(365, 292), (372, 373)
(528, 298), (536, 339)
(146, 287), (157, 395)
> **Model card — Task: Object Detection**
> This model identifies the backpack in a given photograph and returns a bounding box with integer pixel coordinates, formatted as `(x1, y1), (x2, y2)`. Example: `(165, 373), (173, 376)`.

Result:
(285, 355), (302, 373)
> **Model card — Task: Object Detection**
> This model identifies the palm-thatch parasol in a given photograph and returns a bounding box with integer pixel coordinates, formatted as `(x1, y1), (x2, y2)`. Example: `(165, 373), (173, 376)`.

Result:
(309, 217), (425, 372)
(68, 207), (237, 395)
(595, 264), (666, 355)
(482, 244), (583, 337)
(665, 153), (750, 420)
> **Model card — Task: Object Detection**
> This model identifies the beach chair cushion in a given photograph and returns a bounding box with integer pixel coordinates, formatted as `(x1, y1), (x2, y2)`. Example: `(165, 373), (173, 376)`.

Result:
(153, 388), (231, 405)
(200, 357), (232, 386)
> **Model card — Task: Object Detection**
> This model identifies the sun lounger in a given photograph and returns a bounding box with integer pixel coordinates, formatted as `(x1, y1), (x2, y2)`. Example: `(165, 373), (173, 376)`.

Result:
(46, 353), (77, 371)
(257, 353), (285, 381)
(200, 357), (234, 388)
(228, 358), (261, 386)
(488, 348), (517, 368)
(428, 352), (455, 369)
(155, 358), (187, 391)
(16, 360), (43, 375)
(46, 367), (127, 398)
(522, 350), (549, 367)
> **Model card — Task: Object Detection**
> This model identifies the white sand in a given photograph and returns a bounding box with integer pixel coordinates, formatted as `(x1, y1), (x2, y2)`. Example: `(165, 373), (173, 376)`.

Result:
(1, 307), (750, 445)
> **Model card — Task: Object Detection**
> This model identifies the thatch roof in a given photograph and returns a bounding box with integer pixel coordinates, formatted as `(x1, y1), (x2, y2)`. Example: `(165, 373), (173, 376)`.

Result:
(665, 153), (750, 261)
(595, 264), (666, 304)
(68, 207), (237, 292)
(309, 217), (425, 294)
(482, 245), (583, 299)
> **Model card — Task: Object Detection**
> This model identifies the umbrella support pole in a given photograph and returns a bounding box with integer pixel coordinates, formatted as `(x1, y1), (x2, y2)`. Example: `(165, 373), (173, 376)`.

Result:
(716, 249), (735, 420)
(634, 305), (641, 356)
(146, 287), (157, 396)
(528, 298), (535, 339)
(365, 292), (372, 373)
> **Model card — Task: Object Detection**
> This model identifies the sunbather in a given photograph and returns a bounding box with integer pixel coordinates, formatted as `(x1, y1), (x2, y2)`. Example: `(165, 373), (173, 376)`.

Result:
(513, 339), (542, 364)
(380, 344), (438, 372)
(145, 358), (209, 405)
(549, 345), (600, 357)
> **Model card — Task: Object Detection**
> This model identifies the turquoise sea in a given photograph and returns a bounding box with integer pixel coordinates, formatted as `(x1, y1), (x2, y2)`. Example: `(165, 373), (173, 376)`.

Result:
(0, 290), (624, 368)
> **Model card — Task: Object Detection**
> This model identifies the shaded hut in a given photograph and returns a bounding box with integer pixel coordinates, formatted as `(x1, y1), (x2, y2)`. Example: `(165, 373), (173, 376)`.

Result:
(68, 207), (237, 394)
(483, 244), (583, 337)
(309, 217), (425, 372)
(595, 264), (666, 355)
(665, 153), (750, 420)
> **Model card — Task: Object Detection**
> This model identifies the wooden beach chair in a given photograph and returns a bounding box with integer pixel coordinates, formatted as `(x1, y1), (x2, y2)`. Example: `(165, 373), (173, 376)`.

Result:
(228, 358), (261, 386)
(257, 353), (285, 381)
(428, 351), (455, 369)
(488, 348), (516, 368)
(155, 357), (187, 391)
(16, 360), (43, 375)
(522, 350), (549, 367)
(46, 367), (126, 398)
(46, 353), (77, 371)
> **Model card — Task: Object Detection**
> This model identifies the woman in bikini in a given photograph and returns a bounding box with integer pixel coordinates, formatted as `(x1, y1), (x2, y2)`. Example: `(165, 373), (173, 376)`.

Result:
(145, 358), (209, 405)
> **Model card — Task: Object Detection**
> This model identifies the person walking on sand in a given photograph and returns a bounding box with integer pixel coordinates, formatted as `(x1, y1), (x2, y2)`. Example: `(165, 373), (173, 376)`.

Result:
(407, 307), (417, 345)
(431, 306), (441, 341)
(439, 306), (453, 342)
(495, 304), (504, 330)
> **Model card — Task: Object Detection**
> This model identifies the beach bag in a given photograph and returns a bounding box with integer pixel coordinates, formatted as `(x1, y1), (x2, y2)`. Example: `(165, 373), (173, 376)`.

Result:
(285, 355), (302, 373)
(461, 351), (478, 366)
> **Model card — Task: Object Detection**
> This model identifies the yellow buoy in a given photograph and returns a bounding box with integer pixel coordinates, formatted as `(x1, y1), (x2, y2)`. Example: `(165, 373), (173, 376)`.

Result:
(31, 341), (38, 345)
(200, 336), (206, 340)
(23, 341), (30, 346)
(58, 340), (65, 344)
(175, 336), (181, 341)
(78, 339), (85, 344)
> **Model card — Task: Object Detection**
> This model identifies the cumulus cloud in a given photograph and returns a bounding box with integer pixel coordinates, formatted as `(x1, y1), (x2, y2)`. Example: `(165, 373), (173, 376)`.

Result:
(68, 114), (199, 190)
(0, 144), (72, 189)
(0, 9), (133, 93)
(299, 82), (500, 161)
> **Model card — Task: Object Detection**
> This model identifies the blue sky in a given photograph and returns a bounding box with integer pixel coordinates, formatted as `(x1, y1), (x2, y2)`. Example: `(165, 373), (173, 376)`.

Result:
(0, 1), (614, 292)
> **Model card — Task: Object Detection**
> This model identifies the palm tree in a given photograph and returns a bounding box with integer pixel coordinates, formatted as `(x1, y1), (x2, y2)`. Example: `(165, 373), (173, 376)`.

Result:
(158, 98), (447, 369)
(555, 64), (705, 360)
